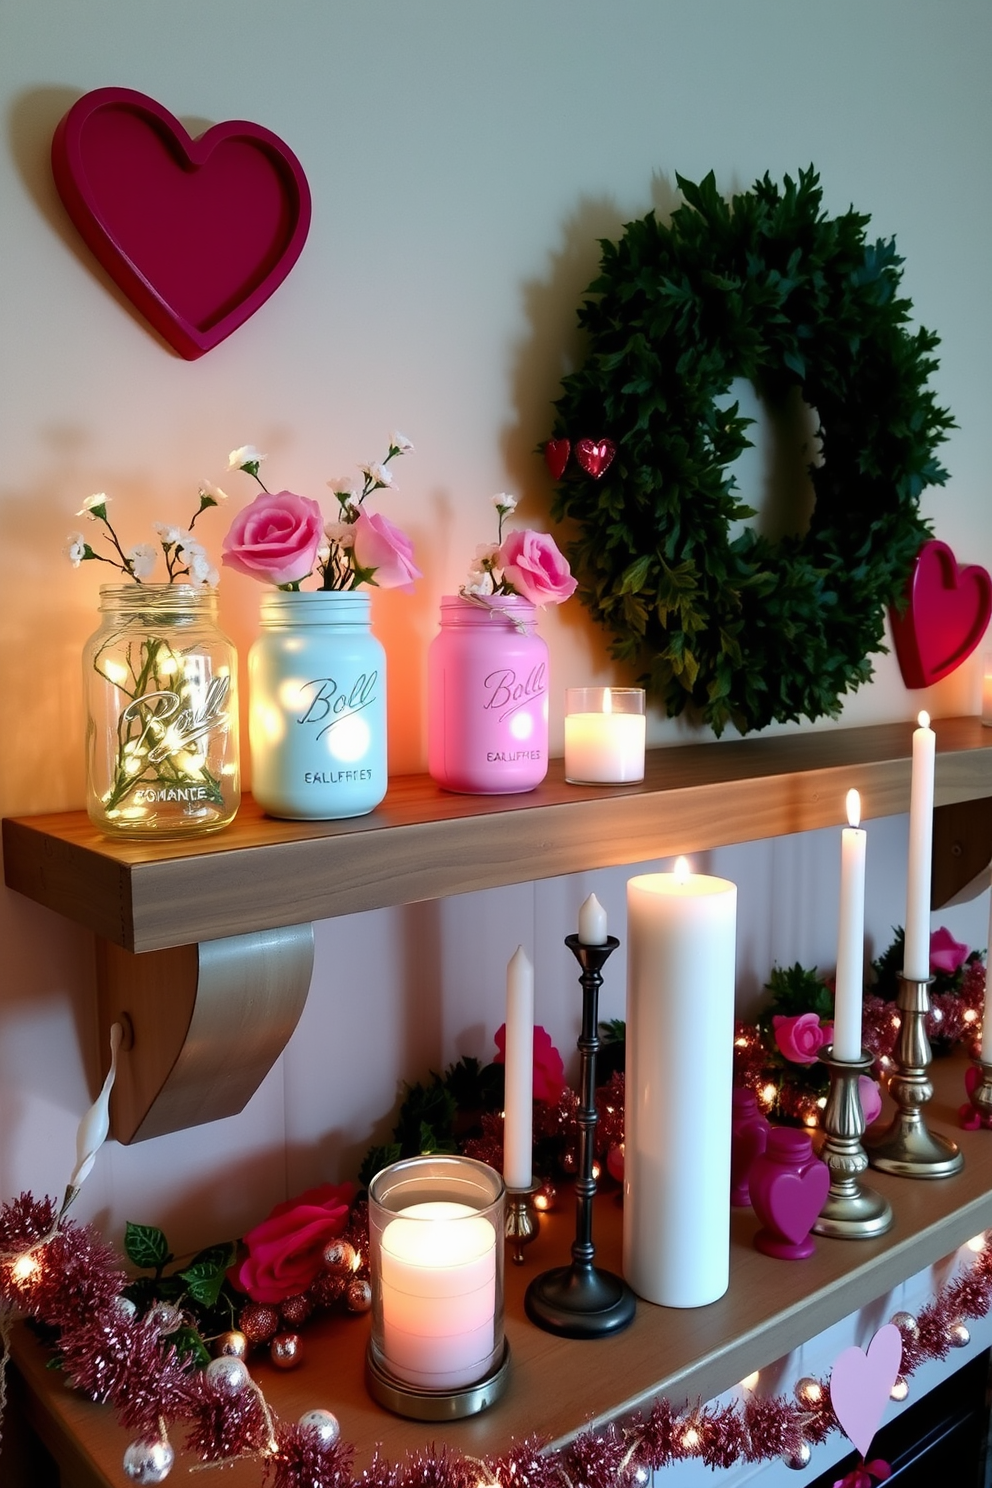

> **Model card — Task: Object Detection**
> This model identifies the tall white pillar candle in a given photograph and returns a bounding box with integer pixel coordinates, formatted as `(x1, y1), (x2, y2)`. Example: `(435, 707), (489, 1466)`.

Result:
(578, 892), (608, 945)
(905, 712), (935, 982)
(624, 859), (737, 1307)
(833, 789), (867, 1062)
(982, 871), (992, 1064)
(502, 946), (534, 1189)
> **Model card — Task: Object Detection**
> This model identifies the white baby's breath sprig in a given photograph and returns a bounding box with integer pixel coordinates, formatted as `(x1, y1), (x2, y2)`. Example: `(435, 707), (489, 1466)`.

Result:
(228, 446), (267, 482)
(65, 486), (222, 586)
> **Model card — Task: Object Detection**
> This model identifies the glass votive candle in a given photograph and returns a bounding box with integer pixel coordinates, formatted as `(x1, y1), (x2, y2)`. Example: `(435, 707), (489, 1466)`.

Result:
(366, 1155), (507, 1418)
(982, 654), (992, 726)
(564, 687), (646, 784)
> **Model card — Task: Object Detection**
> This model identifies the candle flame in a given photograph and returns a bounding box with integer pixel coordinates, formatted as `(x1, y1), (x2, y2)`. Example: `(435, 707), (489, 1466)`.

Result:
(846, 788), (861, 828)
(603, 687), (612, 715)
(918, 710), (930, 729)
(674, 856), (690, 884)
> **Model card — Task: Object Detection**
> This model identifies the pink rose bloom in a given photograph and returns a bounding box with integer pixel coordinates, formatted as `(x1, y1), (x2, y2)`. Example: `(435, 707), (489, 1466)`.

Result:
(772, 1012), (831, 1065)
(351, 509), (421, 592)
(234, 1181), (355, 1304)
(493, 1023), (567, 1104)
(222, 490), (323, 586)
(858, 1075), (883, 1127)
(497, 529), (577, 606)
(930, 926), (969, 976)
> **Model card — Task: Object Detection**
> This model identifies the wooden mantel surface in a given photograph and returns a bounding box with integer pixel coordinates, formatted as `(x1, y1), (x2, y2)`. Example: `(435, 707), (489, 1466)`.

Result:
(5, 715), (992, 953)
(11, 1061), (992, 1488)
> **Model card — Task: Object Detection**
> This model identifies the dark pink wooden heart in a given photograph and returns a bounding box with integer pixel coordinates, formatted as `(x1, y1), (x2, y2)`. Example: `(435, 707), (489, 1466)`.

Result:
(51, 87), (311, 360)
(890, 539), (992, 688)
(764, 1160), (830, 1245)
(575, 437), (616, 479)
(544, 438), (571, 481)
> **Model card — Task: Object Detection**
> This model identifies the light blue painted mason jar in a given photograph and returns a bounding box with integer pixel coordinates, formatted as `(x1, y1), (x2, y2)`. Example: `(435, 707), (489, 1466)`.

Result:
(248, 589), (387, 820)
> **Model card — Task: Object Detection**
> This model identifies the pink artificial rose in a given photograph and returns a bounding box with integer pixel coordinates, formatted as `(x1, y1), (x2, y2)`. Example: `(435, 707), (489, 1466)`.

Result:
(858, 1075), (883, 1127)
(493, 1023), (567, 1104)
(222, 490), (324, 586)
(351, 509), (421, 592)
(234, 1181), (355, 1304)
(772, 1012), (831, 1065)
(930, 926), (970, 977)
(497, 529), (577, 606)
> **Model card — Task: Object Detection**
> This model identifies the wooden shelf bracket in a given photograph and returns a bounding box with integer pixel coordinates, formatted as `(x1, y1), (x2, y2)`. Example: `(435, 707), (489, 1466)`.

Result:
(95, 923), (314, 1143)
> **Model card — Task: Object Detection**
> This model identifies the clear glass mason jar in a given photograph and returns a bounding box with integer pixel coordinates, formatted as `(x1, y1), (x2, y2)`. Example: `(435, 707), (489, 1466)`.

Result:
(427, 594), (549, 794)
(83, 584), (240, 838)
(248, 589), (387, 820)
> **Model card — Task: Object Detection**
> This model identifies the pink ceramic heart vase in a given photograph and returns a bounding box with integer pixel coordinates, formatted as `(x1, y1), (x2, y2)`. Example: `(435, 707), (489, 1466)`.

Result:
(764, 1162), (830, 1246)
(52, 87), (312, 360)
(890, 539), (992, 688)
(830, 1323), (903, 1459)
(575, 438), (616, 479)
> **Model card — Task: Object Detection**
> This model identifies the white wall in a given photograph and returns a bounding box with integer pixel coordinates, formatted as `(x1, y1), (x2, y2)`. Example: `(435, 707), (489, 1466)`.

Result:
(1, 2), (991, 1256)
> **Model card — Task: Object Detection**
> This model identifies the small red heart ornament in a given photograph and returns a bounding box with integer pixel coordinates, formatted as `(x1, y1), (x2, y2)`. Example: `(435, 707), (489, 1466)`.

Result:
(764, 1162), (830, 1245)
(51, 87), (312, 360)
(889, 539), (992, 689)
(575, 437), (616, 479)
(830, 1324), (903, 1459)
(544, 439), (571, 481)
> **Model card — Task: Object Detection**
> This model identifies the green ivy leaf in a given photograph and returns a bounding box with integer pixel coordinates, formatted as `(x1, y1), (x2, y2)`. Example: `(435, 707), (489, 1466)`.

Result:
(179, 1243), (236, 1308)
(124, 1222), (171, 1271)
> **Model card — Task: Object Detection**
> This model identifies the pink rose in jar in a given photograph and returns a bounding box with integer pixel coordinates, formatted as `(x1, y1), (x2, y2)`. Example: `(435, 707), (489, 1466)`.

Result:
(497, 529), (577, 606)
(222, 490), (323, 586)
(772, 1012), (832, 1065)
(351, 509), (421, 592)
(234, 1181), (356, 1304)
(494, 1023), (566, 1103)
(858, 1075), (883, 1127)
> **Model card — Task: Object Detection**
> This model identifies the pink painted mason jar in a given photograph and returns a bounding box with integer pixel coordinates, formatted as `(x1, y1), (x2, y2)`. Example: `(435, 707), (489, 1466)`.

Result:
(427, 595), (549, 793)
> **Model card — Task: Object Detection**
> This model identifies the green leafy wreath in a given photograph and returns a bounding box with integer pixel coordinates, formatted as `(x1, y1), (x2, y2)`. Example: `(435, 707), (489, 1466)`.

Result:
(549, 168), (953, 735)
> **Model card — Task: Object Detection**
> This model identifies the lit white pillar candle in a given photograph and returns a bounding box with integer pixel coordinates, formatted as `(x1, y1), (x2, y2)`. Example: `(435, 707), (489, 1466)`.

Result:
(564, 687), (646, 784)
(379, 1201), (497, 1389)
(624, 857), (737, 1307)
(578, 891), (608, 945)
(502, 946), (534, 1189)
(982, 872), (992, 1064)
(833, 789), (867, 1063)
(905, 712), (935, 982)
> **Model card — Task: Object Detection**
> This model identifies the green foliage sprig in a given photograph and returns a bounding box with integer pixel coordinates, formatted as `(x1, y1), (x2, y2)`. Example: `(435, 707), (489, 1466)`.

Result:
(549, 167), (953, 735)
(121, 1221), (238, 1365)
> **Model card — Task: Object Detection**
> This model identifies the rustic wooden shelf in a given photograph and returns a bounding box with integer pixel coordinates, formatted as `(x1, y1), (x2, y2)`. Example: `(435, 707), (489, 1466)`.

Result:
(9, 1061), (991, 1488)
(5, 716), (992, 954)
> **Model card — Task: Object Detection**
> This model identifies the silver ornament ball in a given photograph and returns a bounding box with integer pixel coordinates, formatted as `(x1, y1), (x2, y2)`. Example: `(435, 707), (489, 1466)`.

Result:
(271, 1331), (304, 1369)
(214, 1329), (249, 1361)
(146, 1302), (183, 1335)
(123, 1436), (175, 1484)
(949, 1321), (971, 1348)
(890, 1375), (910, 1402)
(113, 1295), (138, 1320)
(298, 1408), (341, 1450)
(890, 1310), (918, 1336)
(794, 1376), (824, 1408)
(322, 1238), (357, 1272)
(205, 1353), (250, 1396)
(782, 1441), (812, 1470)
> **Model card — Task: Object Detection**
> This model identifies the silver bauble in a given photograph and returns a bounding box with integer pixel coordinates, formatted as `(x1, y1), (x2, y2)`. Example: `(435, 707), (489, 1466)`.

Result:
(298, 1408), (341, 1450)
(890, 1375), (910, 1402)
(113, 1295), (138, 1319)
(205, 1353), (250, 1396)
(270, 1331), (304, 1369)
(322, 1238), (358, 1272)
(889, 1310), (918, 1335)
(949, 1320), (971, 1347)
(146, 1302), (183, 1335)
(123, 1436), (175, 1484)
(782, 1441), (812, 1470)
(214, 1329), (249, 1361)
(794, 1376), (824, 1408)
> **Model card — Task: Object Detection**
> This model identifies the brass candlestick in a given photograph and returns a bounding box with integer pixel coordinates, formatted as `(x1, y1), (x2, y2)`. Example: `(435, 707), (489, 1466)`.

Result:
(968, 1060), (992, 1126)
(524, 935), (636, 1338)
(864, 973), (963, 1178)
(812, 1048), (893, 1239)
(504, 1182), (540, 1265)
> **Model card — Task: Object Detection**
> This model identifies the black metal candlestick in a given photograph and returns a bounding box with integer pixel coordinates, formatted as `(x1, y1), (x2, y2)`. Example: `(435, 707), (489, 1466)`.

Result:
(524, 934), (636, 1338)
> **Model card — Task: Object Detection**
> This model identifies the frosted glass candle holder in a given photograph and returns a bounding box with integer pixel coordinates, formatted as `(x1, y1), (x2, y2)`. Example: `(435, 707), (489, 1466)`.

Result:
(564, 687), (646, 784)
(982, 654), (992, 726)
(366, 1156), (507, 1418)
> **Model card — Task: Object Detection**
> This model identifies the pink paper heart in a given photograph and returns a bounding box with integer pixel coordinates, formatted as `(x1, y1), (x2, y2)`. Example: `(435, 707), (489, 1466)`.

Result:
(544, 438), (571, 481)
(764, 1159), (830, 1244)
(52, 87), (311, 360)
(889, 539), (992, 688)
(575, 437), (616, 479)
(830, 1324), (903, 1459)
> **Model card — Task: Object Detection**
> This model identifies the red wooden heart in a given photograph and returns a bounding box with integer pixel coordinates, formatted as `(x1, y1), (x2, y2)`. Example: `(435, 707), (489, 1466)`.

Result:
(890, 539), (992, 688)
(575, 437), (616, 479)
(764, 1161), (830, 1245)
(544, 438), (571, 481)
(51, 87), (311, 360)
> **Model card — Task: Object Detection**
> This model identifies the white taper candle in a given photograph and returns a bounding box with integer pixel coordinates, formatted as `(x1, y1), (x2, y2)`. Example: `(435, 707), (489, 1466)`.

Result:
(578, 892), (608, 945)
(502, 946), (534, 1189)
(905, 712), (935, 981)
(833, 790), (867, 1063)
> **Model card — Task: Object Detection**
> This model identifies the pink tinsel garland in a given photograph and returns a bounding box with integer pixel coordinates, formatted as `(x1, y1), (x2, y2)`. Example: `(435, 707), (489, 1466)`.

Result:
(2, 1191), (991, 1488)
